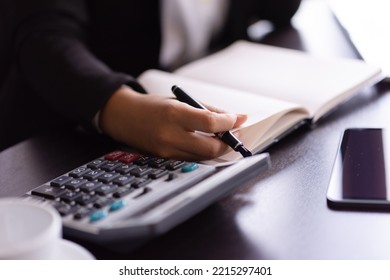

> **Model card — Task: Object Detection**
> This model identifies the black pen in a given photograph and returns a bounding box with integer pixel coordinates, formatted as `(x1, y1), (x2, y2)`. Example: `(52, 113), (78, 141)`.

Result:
(171, 85), (252, 158)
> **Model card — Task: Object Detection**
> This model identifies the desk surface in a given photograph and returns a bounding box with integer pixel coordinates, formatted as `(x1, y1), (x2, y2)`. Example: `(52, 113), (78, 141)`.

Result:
(2, 0), (390, 259)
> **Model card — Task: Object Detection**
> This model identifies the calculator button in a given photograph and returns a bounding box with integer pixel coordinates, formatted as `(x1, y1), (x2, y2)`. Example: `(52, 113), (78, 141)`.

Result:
(69, 167), (90, 178)
(109, 200), (126, 212)
(101, 162), (122, 172)
(113, 187), (134, 198)
(31, 185), (67, 199)
(131, 178), (152, 188)
(149, 169), (169, 179)
(118, 153), (140, 164)
(84, 169), (105, 180)
(74, 207), (95, 220)
(75, 194), (99, 206)
(79, 181), (103, 192)
(166, 160), (185, 171)
(93, 197), (115, 209)
(113, 175), (136, 186)
(97, 172), (120, 183)
(50, 176), (73, 187)
(89, 210), (108, 223)
(181, 163), (199, 173)
(95, 184), (118, 196)
(65, 178), (88, 190)
(134, 155), (154, 166)
(130, 166), (153, 177)
(148, 158), (169, 168)
(115, 163), (137, 174)
(104, 151), (126, 161)
(53, 203), (79, 217)
(60, 191), (83, 203)
(87, 159), (105, 169)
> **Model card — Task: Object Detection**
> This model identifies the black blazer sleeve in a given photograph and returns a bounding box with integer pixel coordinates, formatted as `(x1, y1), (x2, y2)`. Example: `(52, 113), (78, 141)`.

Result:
(256, 0), (302, 27)
(12, 0), (139, 127)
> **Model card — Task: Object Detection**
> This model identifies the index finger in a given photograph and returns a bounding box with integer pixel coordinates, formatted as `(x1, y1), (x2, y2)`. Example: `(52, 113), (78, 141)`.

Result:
(175, 103), (238, 133)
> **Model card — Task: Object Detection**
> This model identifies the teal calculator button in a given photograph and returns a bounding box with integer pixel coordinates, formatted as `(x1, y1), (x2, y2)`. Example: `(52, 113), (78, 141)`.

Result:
(109, 200), (126, 212)
(89, 210), (107, 223)
(181, 162), (199, 173)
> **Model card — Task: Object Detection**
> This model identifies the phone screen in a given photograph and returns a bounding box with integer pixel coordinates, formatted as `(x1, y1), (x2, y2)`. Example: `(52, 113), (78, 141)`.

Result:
(327, 128), (390, 210)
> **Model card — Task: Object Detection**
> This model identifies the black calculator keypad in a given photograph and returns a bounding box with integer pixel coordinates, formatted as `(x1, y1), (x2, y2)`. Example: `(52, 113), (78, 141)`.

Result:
(27, 150), (204, 224)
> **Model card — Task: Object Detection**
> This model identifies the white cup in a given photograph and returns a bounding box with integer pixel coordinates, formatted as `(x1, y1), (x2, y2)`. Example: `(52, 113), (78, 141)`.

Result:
(0, 198), (94, 260)
(0, 198), (62, 259)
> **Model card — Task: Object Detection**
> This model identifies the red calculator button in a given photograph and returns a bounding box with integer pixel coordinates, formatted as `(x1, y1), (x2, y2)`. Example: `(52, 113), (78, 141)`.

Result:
(118, 153), (141, 164)
(104, 151), (126, 161)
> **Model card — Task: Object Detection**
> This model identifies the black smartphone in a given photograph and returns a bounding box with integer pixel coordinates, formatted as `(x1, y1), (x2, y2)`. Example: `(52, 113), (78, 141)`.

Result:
(327, 128), (390, 211)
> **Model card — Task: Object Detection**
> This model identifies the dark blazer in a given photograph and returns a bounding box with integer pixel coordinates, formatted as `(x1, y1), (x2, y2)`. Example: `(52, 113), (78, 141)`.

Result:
(0, 0), (301, 151)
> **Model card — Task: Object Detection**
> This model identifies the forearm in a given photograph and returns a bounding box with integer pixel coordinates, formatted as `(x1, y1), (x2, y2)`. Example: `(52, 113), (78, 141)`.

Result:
(19, 34), (134, 126)
(14, 0), (136, 127)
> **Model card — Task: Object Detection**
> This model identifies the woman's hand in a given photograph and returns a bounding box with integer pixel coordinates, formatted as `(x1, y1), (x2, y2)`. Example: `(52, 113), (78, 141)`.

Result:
(99, 86), (247, 161)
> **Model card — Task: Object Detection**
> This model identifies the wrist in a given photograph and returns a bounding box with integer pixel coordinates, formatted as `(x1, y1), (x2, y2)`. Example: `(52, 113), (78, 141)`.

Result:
(99, 85), (141, 137)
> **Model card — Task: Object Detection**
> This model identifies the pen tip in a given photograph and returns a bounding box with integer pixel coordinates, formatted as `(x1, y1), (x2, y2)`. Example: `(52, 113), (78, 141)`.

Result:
(237, 145), (253, 158)
(171, 85), (179, 92)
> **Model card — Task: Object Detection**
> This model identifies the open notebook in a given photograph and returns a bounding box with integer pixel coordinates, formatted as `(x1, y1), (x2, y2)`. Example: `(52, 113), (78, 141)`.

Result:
(138, 41), (383, 164)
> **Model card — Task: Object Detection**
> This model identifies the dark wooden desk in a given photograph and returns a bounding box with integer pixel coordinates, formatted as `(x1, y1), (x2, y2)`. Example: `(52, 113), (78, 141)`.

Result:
(2, 0), (390, 259)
